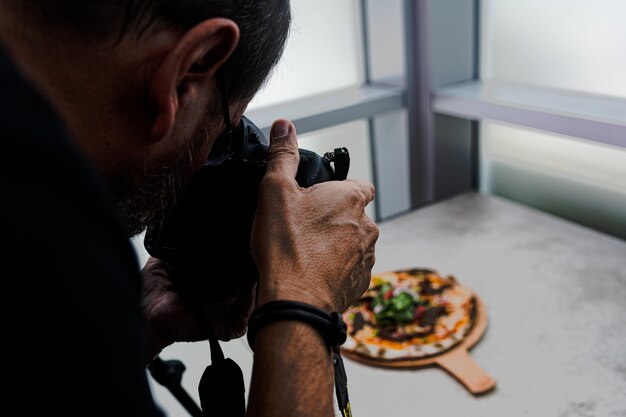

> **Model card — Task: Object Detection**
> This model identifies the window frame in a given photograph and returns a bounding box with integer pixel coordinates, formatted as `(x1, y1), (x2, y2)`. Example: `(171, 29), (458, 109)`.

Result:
(248, 0), (626, 220)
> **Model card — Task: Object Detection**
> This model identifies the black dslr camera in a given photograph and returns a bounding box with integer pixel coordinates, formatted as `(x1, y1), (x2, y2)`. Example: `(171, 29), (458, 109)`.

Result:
(144, 116), (350, 300)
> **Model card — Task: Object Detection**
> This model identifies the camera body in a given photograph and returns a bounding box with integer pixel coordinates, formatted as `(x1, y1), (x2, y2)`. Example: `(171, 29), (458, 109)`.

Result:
(144, 116), (350, 300)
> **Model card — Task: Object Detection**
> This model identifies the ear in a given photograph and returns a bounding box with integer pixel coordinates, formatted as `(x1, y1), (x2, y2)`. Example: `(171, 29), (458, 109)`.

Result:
(149, 18), (240, 142)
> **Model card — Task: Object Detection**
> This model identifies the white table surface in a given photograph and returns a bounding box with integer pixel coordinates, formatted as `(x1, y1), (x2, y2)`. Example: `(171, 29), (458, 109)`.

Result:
(149, 192), (626, 417)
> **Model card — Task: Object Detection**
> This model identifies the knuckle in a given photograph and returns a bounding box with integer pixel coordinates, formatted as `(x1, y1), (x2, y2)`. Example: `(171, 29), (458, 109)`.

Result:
(370, 222), (380, 240)
(357, 272), (371, 295)
(360, 181), (375, 198)
(353, 179), (375, 197)
(368, 254), (377, 269)
(361, 217), (379, 239)
(268, 142), (299, 160)
(347, 188), (367, 207)
(266, 139), (299, 175)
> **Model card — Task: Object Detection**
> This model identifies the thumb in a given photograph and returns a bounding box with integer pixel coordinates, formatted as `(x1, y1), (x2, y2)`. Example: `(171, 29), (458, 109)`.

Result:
(266, 119), (300, 180)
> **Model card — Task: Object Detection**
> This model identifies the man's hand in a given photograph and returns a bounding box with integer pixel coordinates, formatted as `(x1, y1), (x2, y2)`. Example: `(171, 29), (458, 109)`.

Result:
(247, 119), (378, 417)
(251, 119), (379, 314)
(141, 257), (256, 359)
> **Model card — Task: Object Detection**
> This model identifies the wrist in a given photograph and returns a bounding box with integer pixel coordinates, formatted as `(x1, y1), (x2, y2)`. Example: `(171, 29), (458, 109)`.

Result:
(246, 300), (348, 353)
(247, 320), (335, 415)
(245, 300), (352, 416)
(256, 283), (334, 313)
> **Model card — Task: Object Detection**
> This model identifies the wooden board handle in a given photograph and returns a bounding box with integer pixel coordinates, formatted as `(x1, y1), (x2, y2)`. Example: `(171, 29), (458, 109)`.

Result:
(435, 348), (496, 395)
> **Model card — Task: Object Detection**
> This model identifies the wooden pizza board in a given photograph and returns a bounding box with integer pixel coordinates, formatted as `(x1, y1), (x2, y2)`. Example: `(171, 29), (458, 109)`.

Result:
(341, 295), (496, 396)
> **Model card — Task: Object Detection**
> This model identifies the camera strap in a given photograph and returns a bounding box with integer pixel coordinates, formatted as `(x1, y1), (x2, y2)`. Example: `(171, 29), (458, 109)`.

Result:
(247, 300), (353, 417)
(198, 328), (246, 417)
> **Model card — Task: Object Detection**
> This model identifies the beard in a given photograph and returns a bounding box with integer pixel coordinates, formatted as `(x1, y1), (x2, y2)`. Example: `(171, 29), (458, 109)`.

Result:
(109, 112), (216, 238)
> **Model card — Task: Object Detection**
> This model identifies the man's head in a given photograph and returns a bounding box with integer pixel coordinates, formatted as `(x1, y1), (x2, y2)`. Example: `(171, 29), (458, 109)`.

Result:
(0, 0), (291, 236)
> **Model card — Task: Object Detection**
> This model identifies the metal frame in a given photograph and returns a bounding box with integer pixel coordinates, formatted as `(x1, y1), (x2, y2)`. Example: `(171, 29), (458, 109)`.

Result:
(248, 0), (485, 218)
(434, 80), (626, 149)
(244, 85), (405, 138)
(432, 0), (626, 148)
(405, 0), (435, 208)
(361, 0), (412, 220)
(251, 0), (626, 220)
(405, 0), (480, 208)
(430, 0), (626, 240)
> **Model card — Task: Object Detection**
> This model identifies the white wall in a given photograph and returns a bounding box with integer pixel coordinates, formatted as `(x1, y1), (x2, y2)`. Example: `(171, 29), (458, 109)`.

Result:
(247, 0), (363, 109)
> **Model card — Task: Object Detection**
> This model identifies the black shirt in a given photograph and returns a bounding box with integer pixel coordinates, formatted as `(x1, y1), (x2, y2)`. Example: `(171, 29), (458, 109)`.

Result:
(0, 45), (163, 416)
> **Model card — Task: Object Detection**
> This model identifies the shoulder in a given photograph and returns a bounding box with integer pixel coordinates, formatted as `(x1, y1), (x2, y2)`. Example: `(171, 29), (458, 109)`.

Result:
(0, 45), (137, 279)
(0, 46), (162, 416)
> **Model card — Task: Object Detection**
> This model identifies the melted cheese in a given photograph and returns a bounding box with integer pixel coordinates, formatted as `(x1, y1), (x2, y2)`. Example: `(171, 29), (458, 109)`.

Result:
(343, 269), (476, 360)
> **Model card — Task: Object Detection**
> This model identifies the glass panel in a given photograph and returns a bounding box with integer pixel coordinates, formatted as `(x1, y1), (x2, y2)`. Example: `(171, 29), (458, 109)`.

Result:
(247, 0), (364, 110)
(372, 109), (410, 219)
(365, 0), (406, 83)
(482, 0), (626, 98)
(480, 120), (626, 239)
(298, 120), (376, 220)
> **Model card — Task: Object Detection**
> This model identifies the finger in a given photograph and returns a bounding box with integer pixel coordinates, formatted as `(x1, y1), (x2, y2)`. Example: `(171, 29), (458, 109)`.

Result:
(342, 179), (376, 210)
(361, 221), (378, 271)
(363, 217), (380, 246)
(266, 118), (300, 180)
(312, 178), (376, 207)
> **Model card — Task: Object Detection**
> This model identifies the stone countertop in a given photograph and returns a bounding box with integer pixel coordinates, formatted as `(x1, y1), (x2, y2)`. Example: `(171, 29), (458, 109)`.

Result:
(346, 192), (626, 417)
(151, 192), (626, 417)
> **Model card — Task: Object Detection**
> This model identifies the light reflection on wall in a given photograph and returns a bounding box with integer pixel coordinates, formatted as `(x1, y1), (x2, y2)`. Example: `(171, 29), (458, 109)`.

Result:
(482, 0), (626, 98)
(481, 121), (626, 238)
(247, 0), (363, 110)
(481, 0), (626, 238)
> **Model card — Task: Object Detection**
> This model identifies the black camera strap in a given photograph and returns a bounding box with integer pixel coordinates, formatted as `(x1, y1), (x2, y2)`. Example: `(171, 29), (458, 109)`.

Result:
(149, 327), (246, 417)
(198, 327), (246, 417)
(247, 300), (353, 417)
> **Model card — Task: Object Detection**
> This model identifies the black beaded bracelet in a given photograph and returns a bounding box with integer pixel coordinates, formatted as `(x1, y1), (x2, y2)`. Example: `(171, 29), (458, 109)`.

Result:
(246, 300), (352, 417)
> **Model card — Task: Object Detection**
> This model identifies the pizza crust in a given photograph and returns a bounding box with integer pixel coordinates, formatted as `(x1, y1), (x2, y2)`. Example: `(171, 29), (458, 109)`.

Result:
(342, 269), (476, 361)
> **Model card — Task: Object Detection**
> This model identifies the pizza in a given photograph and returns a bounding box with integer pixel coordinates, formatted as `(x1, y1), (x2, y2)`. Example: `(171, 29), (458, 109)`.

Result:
(342, 268), (477, 361)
